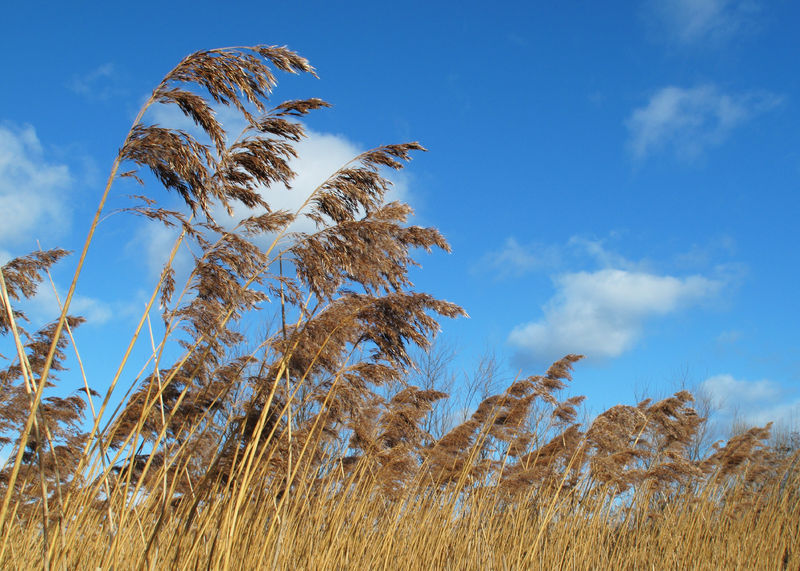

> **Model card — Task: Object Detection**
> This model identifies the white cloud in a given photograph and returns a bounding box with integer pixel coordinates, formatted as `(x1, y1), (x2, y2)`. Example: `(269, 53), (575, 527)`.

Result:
(509, 268), (722, 362)
(68, 296), (113, 325)
(626, 85), (779, 160)
(484, 236), (734, 363)
(0, 124), (72, 248)
(67, 63), (119, 100)
(18, 282), (113, 326)
(700, 373), (800, 428)
(702, 373), (780, 404)
(645, 0), (761, 45)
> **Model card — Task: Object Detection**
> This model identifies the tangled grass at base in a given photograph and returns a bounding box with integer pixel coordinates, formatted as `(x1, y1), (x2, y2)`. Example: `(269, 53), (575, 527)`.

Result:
(0, 45), (797, 569)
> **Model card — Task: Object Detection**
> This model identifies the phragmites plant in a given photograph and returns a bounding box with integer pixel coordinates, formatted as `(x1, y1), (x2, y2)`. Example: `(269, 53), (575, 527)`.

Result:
(0, 45), (798, 569)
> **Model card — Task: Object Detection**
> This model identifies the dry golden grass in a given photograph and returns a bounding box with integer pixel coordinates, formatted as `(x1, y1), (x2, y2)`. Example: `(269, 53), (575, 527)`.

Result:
(1, 447), (796, 569)
(0, 44), (797, 570)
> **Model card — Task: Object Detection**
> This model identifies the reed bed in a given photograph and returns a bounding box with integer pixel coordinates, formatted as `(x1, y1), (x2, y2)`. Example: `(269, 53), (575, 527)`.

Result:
(0, 44), (797, 570)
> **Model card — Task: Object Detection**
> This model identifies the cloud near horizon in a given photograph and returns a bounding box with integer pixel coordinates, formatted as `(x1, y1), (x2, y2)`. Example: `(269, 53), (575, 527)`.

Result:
(508, 268), (722, 363)
(700, 373), (800, 429)
(626, 84), (779, 160)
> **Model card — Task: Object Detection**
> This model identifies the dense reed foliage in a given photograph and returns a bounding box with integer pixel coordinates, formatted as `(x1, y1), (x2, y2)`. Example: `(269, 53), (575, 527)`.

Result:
(1, 45), (797, 570)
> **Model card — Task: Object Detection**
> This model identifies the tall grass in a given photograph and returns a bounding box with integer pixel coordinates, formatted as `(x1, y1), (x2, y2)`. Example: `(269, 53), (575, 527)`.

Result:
(0, 45), (797, 570)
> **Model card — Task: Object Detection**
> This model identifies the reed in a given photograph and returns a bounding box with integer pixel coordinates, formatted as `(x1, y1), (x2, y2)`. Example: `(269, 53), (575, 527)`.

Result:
(0, 44), (797, 570)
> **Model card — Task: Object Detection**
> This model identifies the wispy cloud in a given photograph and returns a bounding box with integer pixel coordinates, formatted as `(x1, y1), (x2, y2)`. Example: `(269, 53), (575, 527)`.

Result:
(31, 286), (113, 326)
(482, 233), (741, 278)
(626, 85), (780, 160)
(67, 63), (121, 101)
(715, 329), (742, 345)
(475, 237), (561, 279)
(644, 0), (761, 45)
(0, 123), (72, 249)
(476, 235), (639, 280)
(672, 235), (737, 269)
(567, 236), (640, 271)
(508, 268), (722, 363)
(10, 279), (114, 327)
(129, 221), (195, 283)
(700, 373), (800, 428)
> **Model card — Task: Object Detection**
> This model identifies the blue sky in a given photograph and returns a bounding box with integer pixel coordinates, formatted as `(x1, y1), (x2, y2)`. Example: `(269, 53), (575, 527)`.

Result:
(1, 0), (798, 436)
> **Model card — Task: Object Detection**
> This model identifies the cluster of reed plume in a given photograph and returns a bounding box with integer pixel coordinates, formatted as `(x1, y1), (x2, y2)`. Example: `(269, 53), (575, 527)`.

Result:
(0, 45), (797, 569)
